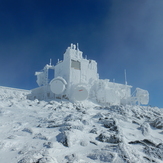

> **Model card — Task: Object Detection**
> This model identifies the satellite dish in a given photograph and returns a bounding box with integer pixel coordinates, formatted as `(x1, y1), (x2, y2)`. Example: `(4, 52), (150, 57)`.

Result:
(50, 77), (67, 94)
(71, 85), (89, 101)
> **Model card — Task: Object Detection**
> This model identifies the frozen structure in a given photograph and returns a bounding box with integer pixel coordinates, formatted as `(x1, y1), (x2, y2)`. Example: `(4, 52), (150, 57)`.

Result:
(29, 44), (149, 105)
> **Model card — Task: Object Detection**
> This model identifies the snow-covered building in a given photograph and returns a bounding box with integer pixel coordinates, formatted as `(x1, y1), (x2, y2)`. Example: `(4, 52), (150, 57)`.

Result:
(29, 44), (149, 105)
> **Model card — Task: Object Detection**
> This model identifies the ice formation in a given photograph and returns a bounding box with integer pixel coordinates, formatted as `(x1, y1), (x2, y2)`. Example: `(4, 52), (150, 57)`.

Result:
(29, 44), (149, 105)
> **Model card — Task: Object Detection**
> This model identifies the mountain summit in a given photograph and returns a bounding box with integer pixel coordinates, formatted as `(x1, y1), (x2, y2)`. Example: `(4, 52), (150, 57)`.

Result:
(0, 86), (162, 163)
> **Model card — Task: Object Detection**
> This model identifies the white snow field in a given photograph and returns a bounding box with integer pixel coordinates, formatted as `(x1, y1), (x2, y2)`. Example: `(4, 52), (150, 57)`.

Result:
(0, 86), (163, 163)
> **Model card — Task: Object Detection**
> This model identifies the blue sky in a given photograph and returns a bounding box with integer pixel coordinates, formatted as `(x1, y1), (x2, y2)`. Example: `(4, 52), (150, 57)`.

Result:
(0, 0), (163, 108)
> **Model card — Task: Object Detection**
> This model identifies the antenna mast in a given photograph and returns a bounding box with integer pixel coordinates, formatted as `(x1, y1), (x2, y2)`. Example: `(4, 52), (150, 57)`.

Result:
(77, 43), (79, 50)
(49, 59), (52, 66)
(124, 69), (127, 85)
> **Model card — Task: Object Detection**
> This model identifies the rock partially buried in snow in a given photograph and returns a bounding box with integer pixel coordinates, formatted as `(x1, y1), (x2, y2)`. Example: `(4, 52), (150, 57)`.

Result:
(56, 131), (69, 147)
(43, 142), (53, 148)
(157, 143), (163, 149)
(144, 146), (163, 161)
(80, 140), (88, 146)
(99, 117), (118, 132)
(38, 156), (58, 163)
(90, 128), (98, 134)
(22, 127), (33, 134)
(150, 117), (163, 129)
(65, 154), (78, 162)
(87, 149), (115, 162)
(18, 156), (37, 163)
(33, 133), (48, 140)
(97, 133), (121, 144)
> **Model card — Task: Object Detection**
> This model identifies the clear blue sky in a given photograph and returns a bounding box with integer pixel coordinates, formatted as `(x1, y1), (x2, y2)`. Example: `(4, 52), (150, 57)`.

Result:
(0, 0), (163, 108)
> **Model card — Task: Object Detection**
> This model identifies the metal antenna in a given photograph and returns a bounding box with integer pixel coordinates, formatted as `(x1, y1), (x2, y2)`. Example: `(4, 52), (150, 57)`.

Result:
(50, 59), (52, 66)
(77, 43), (79, 50)
(124, 69), (127, 85)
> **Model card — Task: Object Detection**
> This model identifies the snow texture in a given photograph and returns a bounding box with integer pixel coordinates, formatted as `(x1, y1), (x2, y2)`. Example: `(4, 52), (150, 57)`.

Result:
(0, 86), (163, 163)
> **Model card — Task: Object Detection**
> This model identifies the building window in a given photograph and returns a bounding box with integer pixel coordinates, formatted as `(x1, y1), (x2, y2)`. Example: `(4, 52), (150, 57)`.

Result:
(71, 60), (81, 70)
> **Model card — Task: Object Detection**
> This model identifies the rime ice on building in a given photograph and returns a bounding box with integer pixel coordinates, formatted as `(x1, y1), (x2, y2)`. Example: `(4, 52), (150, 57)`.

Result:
(29, 44), (149, 105)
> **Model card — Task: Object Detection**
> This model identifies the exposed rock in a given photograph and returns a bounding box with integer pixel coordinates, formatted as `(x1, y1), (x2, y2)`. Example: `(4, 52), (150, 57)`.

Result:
(80, 140), (88, 146)
(103, 118), (116, 128)
(143, 156), (157, 163)
(97, 133), (121, 144)
(157, 143), (163, 149)
(129, 139), (157, 147)
(90, 128), (98, 134)
(90, 141), (98, 145)
(7, 135), (16, 139)
(22, 128), (33, 134)
(96, 133), (110, 143)
(150, 117), (163, 129)
(37, 156), (58, 163)
(99, 118), (119, 133)
(56, 132), (69, 147)
(65, 154), (78, 162)
(144, 146), (163, 161)
(33, 133), (48, 140)
(105, 105), (128, 116)
(82, 119), (89, 125)
(43, 142), (53, 148)
(87, 149), (115, 162)
(132, 120), (140, 125)
(64, 114), (82, 121)
(18, 149), (27, 155)
(142, 139), (157, 147)
(93, 112), (105, 119)
(18, 156), (37, 163)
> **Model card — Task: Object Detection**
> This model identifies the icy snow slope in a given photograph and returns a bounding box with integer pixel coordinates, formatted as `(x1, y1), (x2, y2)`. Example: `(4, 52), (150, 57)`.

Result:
(0, 87), (163, 163)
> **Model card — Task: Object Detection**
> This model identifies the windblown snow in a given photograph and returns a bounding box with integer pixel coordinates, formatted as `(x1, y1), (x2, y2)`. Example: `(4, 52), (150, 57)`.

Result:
(0, 87), (163, 163)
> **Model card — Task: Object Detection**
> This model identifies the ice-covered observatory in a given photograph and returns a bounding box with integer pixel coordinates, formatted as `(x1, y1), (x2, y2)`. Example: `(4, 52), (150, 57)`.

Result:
(29, 44), (149, 105)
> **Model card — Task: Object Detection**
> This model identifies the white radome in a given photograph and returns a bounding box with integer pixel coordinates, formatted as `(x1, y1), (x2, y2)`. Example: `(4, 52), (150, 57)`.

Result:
(71, 85), (89, 101)
(50, 78), (66, 95)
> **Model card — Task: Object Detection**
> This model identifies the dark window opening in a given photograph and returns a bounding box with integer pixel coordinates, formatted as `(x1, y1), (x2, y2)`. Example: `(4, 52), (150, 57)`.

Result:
(71, 60), (81, 70)
(48, 69), (55, 82)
